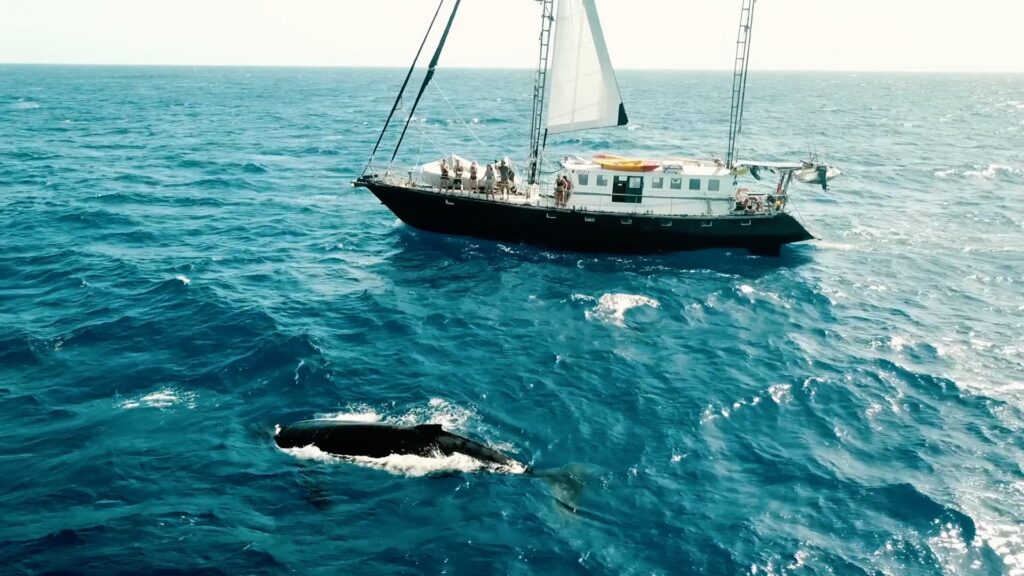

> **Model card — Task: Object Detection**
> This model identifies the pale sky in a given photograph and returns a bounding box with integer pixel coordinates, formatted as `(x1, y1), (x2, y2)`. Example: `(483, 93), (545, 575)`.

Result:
(2, 0), (1023, 72)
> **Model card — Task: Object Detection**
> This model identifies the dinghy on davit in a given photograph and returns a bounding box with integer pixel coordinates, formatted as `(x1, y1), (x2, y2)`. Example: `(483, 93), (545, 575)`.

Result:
(354, 0), (839, 257)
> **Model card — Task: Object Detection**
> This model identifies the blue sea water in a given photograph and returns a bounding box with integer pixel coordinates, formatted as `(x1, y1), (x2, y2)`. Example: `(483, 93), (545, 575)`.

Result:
(1, 65), (1023, 575)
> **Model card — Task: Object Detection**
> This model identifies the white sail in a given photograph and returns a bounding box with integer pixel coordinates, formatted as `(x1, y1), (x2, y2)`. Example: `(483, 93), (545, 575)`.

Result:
(545, 0), (627, 135)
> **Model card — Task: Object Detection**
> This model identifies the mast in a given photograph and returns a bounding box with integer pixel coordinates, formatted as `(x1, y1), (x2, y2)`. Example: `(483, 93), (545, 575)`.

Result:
(527, 0), (555, 185)
(389, 0), (463, 167)
(726, 0), (756, 169)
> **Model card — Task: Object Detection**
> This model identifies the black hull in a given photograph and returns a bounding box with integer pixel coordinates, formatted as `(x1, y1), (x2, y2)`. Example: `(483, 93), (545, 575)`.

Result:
(357, 180), (813, 256)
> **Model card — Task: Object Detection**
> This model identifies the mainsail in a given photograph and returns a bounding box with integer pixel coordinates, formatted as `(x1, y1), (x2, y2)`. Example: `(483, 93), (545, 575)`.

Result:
(545, 0), (627, 135)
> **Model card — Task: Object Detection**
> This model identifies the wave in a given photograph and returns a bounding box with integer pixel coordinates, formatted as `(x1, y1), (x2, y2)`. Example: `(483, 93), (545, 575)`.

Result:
(867, 483), (977, 543)
(581, 293), (660, 325)
(56, 208), (141, 229)
(241, 161), (269, 174)
(0, 333), (47, 366)
(112, 172), (163, 186)
(935, 163), (1022, 180)
(10, 99), (40, 110)
(118, 387), (197, 410)
(168, 176), (259, 190)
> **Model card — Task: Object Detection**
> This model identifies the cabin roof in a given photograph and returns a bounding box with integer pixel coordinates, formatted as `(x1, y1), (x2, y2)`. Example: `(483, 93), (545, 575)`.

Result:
(735, 160), (805, 170)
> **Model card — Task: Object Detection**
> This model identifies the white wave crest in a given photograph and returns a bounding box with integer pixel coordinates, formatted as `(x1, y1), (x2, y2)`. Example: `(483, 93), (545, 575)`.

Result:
(119, 388), (196, 410)
(963, 163), (1022, 179)
(11, 100), (40, 110)
(174, 274), (191, 285)
(584, 293), (660, 325)
(768, 383), (792, 404)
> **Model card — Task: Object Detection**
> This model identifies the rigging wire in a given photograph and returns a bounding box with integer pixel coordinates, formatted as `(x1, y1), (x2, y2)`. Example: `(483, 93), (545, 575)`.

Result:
(389, 0), (463, 166)
(364, 0), (447, 175)
(432, 82), (499, 161)
(415, 120), (450, 162)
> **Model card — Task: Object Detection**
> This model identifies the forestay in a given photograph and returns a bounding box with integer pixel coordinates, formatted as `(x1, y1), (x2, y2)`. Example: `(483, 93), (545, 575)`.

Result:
(545, 0), (627, 135)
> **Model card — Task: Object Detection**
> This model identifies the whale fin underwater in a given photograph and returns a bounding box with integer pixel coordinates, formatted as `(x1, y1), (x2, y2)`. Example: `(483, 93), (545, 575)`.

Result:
(275, 419), (533, 474)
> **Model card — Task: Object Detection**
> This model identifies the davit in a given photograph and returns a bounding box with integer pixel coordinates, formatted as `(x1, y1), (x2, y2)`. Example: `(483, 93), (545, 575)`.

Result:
(275, 419), (532, 473)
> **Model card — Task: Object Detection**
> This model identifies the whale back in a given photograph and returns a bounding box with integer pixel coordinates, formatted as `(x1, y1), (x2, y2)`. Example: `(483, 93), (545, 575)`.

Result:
(275, 420), (520, 469)
(275, 420), (439, 458)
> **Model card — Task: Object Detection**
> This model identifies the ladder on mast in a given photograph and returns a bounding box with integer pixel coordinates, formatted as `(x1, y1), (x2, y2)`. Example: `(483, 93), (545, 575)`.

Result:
(528, 0), (555, 185)
(726, 0), (756, 169)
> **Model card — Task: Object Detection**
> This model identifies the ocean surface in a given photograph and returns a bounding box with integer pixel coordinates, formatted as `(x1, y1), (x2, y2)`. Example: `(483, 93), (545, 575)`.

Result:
(1, 65), (1023, 575)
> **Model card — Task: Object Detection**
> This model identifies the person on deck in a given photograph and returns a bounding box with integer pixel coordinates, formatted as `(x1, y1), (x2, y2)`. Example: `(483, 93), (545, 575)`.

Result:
(734, 188), (748, 213)
(497, 159), (510, 196)
(469, 161), (479, 192)
(561, 174), (573, 206)
(483, 163), (495, 194)
(555, 176), (565, 206)
(453, 158), (464, 191)
(439, 158), (449, 191)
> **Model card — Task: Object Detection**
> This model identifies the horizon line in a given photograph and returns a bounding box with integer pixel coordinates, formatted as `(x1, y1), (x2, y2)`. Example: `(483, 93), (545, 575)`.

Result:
(2, 62), (1023, 75)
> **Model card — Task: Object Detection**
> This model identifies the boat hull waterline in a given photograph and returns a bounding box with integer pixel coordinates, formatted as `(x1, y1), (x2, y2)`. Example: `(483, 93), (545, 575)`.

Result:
(357, 179), (814, 256)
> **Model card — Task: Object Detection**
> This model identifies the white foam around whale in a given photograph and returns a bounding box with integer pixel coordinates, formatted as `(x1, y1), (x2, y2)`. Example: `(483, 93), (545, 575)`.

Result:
(280, 399), (528, 476)
(278, 444), (528, 477)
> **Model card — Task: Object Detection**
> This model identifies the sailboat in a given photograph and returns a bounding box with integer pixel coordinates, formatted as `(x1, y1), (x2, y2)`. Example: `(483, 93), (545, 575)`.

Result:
(354, 0), (839, 256)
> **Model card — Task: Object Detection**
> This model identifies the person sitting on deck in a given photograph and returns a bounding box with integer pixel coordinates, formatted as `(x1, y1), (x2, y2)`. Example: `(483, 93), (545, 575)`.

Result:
(453, 158), (464, 191)
(497, 159), (510, 196)
(734, 188), (749, 212)
(439, 158), (450, 191)
(483, 163), (495, 194)
(469, 162), (479, 191)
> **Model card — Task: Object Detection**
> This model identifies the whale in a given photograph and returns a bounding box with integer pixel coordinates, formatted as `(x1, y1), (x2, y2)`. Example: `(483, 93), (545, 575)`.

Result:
(275, 419), (532, 473)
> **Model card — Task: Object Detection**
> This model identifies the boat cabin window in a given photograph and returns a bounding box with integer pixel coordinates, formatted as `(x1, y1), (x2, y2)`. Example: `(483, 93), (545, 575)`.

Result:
(596, 175), (609, 187)
(578, 173), (589, 186)
(689, 179), (701, 191)
(708, 179), (721, 192)
(652, 177), (664, 189)
(670, 178), (682, 190)
(629, 177), (642, 189)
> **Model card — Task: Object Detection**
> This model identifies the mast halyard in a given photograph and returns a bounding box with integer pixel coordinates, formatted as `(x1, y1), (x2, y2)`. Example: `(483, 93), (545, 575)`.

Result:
(528, 0), (556, 186)
(726, 0), (757, 169)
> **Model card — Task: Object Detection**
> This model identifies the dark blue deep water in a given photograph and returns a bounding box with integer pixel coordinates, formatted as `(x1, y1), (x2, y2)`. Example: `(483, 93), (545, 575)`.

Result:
(2, 66), (1023, 575)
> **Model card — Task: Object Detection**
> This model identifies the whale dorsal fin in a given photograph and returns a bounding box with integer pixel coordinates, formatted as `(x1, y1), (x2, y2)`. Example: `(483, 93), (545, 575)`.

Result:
(414, 423), (444, 434)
